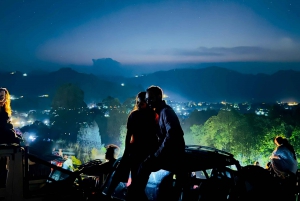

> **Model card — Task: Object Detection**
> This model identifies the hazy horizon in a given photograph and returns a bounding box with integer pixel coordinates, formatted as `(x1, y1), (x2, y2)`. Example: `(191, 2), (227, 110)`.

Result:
(1, 0), (299, 77)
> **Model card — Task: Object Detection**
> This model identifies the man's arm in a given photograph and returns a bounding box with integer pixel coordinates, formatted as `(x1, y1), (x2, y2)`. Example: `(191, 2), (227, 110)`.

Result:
(154, 108), (184, 158)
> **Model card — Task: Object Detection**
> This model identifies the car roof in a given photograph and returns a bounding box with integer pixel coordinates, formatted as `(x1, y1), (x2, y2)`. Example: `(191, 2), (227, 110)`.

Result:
(184, 145), (241, 172)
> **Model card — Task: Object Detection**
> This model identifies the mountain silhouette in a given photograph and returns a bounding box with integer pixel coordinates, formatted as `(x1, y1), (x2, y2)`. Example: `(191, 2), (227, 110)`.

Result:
(2, 66), (300, 110)
(1, 68), (143, 110)
(125, 66), (300, 103)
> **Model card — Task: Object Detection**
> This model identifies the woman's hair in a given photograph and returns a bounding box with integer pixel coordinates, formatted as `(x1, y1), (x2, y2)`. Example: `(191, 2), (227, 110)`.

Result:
(0, 88), (12, 117)
(274, 136), (284, 145)
(133, 91), (146, 111)
(274, 136), (296, 160)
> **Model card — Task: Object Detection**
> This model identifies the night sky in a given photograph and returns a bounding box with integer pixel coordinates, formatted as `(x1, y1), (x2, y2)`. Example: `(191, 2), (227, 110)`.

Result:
(1, 0), (299, 76)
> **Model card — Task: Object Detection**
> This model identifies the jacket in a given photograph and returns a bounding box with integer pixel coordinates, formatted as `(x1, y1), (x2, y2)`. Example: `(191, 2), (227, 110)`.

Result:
(154, 100), (185, 159)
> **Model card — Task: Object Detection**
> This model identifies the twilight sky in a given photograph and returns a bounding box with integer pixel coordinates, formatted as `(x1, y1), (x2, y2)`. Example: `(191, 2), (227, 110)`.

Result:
(1, 0), (300, 76)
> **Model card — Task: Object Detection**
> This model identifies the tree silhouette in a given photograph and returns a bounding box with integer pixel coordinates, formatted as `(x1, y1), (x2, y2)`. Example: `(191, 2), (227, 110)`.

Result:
(50, 83), (90, 142)
(51, 83), (87, 110)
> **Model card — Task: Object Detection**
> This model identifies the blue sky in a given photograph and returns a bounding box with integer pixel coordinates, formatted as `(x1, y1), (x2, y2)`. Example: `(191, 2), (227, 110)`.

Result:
(1, 0), (299, 75)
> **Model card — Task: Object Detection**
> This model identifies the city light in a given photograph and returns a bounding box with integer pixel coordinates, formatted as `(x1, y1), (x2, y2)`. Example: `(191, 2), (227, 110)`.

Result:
(10, 95), (18, 100)
(39, 94), (49, 98)
(288, 102), (298, 106)
(29, 135), (36, 141)
(121, 83), (125, 86)
(23, 73), (27, 76)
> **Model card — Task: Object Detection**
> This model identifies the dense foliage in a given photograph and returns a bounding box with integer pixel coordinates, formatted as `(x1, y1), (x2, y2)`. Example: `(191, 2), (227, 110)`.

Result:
(21, 84), (300, 166)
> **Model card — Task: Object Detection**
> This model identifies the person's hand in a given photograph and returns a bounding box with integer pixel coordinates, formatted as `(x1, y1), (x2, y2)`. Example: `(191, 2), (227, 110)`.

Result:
(270, 155), (280, 160)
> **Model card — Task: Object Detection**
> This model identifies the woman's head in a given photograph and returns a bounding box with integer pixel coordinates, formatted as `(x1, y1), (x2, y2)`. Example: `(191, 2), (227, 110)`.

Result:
(0, 88), (12, 116)
(134, 91), (147, 110)
(274, 136), (288, 146)
(274, 136), (283, 146)
(274, 136), (296, 159)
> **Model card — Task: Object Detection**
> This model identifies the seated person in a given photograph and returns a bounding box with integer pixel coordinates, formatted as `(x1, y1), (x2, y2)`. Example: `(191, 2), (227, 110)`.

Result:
(270, 136), (297, 178)
(48, 156), (73, 182)
(80, 144), (120, 179)
(62, 154), (73, 172)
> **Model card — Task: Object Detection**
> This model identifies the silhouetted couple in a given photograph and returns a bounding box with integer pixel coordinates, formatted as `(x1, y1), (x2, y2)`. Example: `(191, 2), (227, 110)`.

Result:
(107, 85), (186, 201)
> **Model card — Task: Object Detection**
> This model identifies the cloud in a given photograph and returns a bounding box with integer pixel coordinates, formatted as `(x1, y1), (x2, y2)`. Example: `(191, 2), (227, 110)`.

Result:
(141, 45), (300, 62)
(142, 46), (269, 57)
(91, 58), (125, 76)
(199, 46), (269, 55)
(175, 46), (269, 57)
(171, 49), (223, 56)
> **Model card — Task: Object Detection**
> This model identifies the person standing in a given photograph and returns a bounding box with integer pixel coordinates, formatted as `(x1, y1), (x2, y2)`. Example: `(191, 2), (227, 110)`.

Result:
(105, 92), (158, 198)
(0, 88), (21, 187)
(0, 88), (20, 145)
(126, 85), (186, 201)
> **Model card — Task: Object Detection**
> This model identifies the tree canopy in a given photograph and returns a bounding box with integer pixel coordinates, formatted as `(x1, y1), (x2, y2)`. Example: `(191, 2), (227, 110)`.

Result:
(51, 83), (87, 110)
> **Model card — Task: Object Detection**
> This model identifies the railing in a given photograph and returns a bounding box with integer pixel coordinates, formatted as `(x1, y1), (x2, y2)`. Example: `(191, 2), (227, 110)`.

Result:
(0, 145), (78, 201)
(0, 145), (24, 201)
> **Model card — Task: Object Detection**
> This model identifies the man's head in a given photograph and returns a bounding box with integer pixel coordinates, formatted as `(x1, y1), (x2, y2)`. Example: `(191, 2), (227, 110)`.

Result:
(63, 154), (68, 160)
(0, 88), (12, 116)
(105, 144), (120, 160)
(146, 85), (163, 110)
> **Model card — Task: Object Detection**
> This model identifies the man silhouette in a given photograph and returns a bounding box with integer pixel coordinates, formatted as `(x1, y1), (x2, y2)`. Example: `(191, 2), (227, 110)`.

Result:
(81, 144), (120, 177)
(126, 85), (185, 201)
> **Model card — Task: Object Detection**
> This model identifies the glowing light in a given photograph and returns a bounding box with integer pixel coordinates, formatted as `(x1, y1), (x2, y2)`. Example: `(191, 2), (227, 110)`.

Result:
(39, 94), (49, 97)
(23, 73), (27, 76)
(29, 135), (36, 141)
(121, 83), (125, 86)
(288, 102), (298, 106)
(10, 95), (18, 100)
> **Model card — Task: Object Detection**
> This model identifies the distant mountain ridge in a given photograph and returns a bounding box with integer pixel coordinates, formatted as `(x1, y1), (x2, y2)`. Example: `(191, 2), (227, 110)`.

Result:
(1, 66), (300, 105)
(125, 66), (300, 103)
(1, 68), (143, 104)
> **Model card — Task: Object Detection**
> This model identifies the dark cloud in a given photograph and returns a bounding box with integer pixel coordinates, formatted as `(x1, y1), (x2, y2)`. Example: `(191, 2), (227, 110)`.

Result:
(198, 46), (269, 55)
(171, 49), (223, 56)
(92, 58), (126, 77)
(142, 46), (270, 57)
(169, 46), (269, 57)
